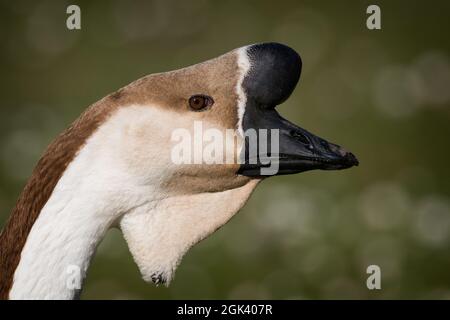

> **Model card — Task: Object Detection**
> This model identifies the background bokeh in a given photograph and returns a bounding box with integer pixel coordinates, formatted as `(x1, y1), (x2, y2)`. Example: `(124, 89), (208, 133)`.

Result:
(1, 0), (449, 299)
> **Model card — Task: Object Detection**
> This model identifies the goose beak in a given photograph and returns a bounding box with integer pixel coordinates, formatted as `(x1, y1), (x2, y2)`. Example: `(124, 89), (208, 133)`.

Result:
(237, 42), (359, 176)
(238, 108), (359, 176)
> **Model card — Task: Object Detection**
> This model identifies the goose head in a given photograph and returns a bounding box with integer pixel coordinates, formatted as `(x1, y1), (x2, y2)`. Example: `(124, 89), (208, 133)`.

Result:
(1, 42), (358, 299)
(109, 42), (358, 286)
(109, 42), (358, 190)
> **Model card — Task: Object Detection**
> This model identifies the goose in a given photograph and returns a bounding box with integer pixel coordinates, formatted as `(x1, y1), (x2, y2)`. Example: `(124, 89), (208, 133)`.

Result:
(0, 42), (358, 300)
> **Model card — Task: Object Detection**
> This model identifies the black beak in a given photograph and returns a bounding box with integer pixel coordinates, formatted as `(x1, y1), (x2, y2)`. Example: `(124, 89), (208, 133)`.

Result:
(237, 43), (359, 177)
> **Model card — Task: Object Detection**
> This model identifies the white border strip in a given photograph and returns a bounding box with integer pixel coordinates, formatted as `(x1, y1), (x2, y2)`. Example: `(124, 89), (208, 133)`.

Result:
(235, 47), (251, 138)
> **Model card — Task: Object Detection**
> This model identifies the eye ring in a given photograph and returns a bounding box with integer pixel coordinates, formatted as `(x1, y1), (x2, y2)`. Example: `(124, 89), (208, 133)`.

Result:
(188, 94), (214, 111)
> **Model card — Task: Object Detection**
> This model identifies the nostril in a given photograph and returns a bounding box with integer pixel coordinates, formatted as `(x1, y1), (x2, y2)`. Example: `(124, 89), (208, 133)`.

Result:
(290, 130), (311, 146)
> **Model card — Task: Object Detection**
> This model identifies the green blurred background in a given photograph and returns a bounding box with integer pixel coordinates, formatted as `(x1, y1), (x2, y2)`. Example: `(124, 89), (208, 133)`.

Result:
(1, 0), (449, 299)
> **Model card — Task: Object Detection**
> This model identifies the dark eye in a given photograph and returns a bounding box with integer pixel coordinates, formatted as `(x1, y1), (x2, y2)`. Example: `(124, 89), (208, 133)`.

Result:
(188, 94), (214, 111)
